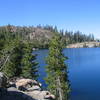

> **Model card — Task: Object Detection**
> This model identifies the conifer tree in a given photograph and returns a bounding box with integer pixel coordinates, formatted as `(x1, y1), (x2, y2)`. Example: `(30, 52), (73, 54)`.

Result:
(45, 34), (70, 100)
(2, 40), (23, 78)
(21, 42), (39, 79)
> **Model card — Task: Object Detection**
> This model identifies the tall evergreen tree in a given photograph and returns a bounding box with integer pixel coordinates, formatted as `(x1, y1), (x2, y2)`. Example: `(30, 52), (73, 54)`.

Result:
(45, 34), (70, 100)
(2, 40), (23, 78)
(21, 42), (39, 79)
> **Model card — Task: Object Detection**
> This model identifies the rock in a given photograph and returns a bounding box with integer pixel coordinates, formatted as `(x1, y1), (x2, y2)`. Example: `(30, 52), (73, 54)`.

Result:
(25, 90), (55, 100)
(25, 90), (41, 99)
(15, 79), (40, 91)
(0, 72), (7, 88)
(15, 78), (55, 99)
(7, 87), (18, 92)
(0, 77), (55, 100)
(27, 85), (41, 91)
(1, 89), (36, 100)
(40, 91), (55, 100)
(44, 94), (55, 100)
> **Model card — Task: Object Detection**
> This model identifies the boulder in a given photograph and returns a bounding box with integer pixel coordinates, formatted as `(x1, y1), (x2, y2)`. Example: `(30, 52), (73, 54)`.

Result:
(25, 90), (55, 100)
(40, 91), (55, 100)
(0, 72), (7, 88)
(15, 79), (40, 91)
(1, 88), (36, 100)
(27, 85), (41, 91)
(7, 87), (19, 92)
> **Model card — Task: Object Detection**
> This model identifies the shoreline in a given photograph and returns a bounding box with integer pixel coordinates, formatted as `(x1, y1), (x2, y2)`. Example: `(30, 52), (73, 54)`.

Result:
(66, 42), (100, 48)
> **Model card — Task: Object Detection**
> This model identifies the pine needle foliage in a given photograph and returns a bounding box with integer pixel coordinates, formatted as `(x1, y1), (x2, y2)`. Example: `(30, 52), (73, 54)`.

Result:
(45, 34), (70, 100)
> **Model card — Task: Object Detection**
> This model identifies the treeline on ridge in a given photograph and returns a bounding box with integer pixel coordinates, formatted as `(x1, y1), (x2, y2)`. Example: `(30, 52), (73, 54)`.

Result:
(0, 24), (95, 50)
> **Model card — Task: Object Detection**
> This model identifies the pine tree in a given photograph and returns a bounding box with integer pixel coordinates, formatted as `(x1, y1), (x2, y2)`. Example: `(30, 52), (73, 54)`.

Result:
(21, 42), (39, 79)
(45, 34), (70, 100)
(2, 40), (23, 78)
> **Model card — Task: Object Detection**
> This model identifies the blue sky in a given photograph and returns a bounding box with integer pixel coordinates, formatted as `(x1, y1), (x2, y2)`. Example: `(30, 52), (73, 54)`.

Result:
(0, 0), (100, 38)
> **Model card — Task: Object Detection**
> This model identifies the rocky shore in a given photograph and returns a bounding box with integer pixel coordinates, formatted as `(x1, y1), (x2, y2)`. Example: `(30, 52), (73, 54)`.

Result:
(0, 72), (55, 100)
(66, 42), (100, 48)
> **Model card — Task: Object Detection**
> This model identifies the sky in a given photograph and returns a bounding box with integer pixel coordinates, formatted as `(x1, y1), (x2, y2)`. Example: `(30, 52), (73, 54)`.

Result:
(0, 0), (100, 38)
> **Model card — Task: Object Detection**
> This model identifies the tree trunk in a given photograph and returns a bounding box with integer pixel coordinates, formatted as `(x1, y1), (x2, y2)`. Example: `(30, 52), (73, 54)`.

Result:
(57, 76), (63, 100)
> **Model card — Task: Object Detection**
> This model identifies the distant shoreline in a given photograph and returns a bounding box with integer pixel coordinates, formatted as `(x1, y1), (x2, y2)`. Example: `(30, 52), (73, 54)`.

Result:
(66, 42), (100, 48)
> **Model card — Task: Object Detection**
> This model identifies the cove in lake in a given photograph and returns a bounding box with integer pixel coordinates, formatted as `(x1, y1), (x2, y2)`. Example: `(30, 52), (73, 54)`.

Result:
(33, 48), (100, 100)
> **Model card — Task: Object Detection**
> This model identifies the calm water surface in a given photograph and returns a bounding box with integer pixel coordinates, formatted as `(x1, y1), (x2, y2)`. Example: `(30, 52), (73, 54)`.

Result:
(33, 48), (100, 100)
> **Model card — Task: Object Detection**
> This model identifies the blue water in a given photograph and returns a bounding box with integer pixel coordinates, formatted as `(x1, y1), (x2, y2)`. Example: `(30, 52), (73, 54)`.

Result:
(33, 48), (100, 100)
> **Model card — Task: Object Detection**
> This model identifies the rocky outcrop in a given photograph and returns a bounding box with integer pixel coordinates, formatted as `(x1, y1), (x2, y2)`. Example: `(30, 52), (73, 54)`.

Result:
(14, 78), (55, 100)
(25, 90), (55, 100)
(15, 78), (41, 90)
(0, 74), (55, 100)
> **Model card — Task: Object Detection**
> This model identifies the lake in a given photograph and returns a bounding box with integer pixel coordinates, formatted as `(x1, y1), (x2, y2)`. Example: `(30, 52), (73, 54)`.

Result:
(33, 48), (100, 100)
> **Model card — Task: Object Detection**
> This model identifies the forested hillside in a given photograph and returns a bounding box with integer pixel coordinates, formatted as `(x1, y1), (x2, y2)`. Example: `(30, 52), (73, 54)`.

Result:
(0, 24), (95, 49)
(0, 24), (95, 78)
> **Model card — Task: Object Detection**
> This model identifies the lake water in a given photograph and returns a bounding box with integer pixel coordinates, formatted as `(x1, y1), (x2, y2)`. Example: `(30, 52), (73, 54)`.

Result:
(33, 48), (100, 100)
